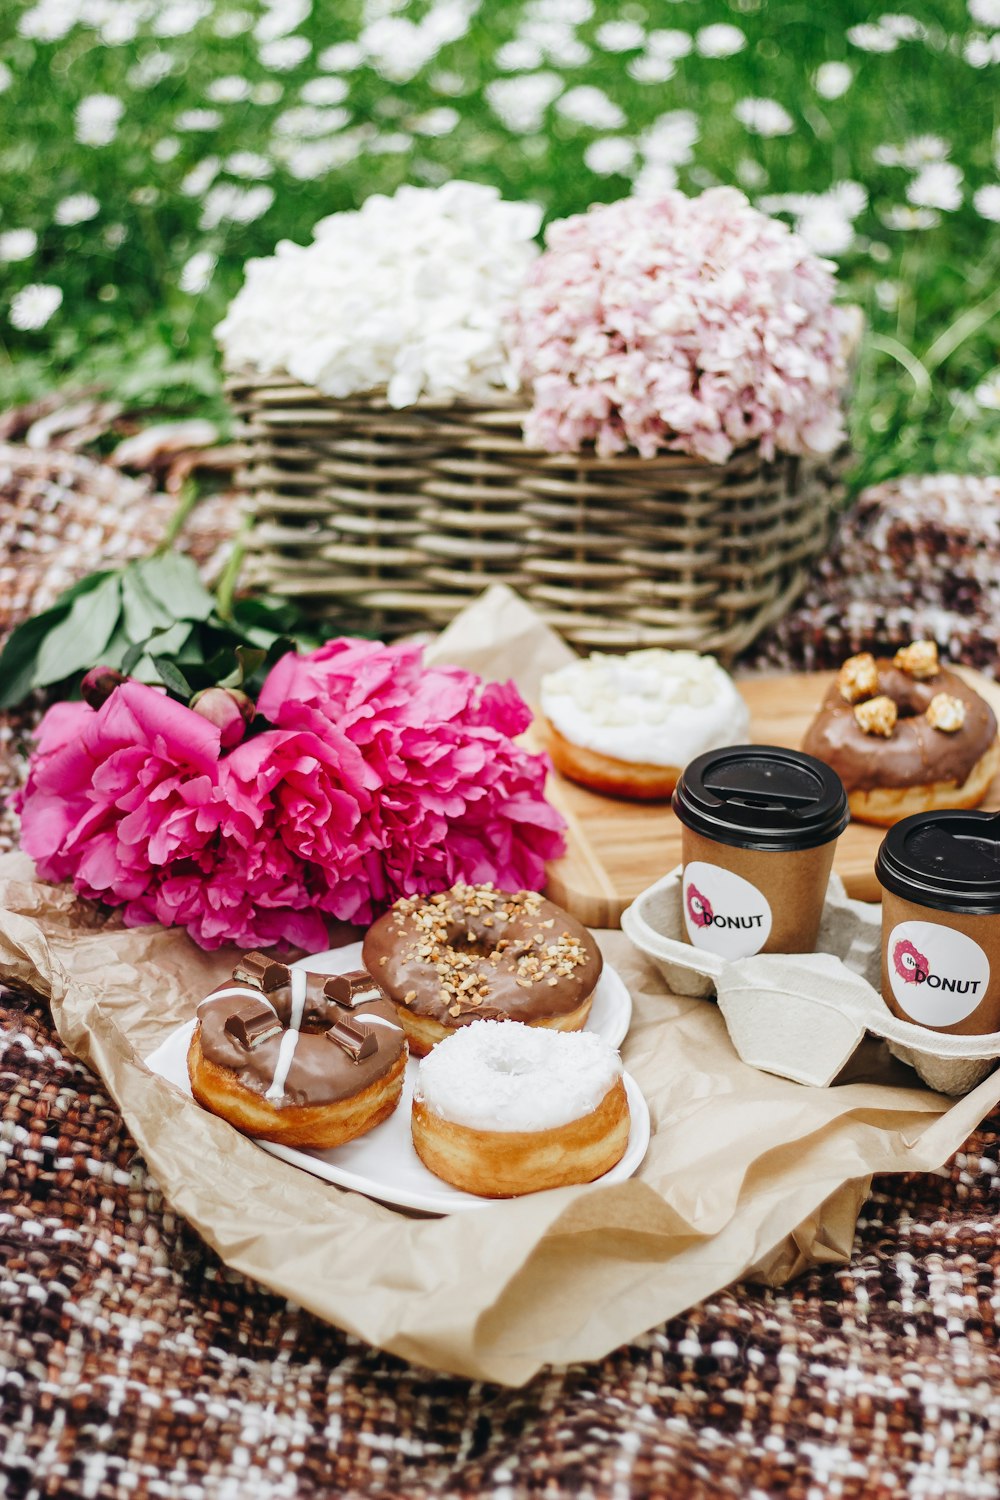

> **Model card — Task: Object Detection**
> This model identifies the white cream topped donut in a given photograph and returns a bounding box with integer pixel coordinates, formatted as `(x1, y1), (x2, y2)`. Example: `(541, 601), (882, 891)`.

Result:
(410, 1020), (631, 1196)
(540, 649), (750, 799)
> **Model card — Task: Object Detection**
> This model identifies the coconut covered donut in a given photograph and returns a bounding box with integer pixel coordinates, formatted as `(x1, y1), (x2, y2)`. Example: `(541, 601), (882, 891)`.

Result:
(802, 641), (1000, 827)
(362, 883), (603, 1056)
(188, 952), (407, 1149)
(539, 649), (750, 800)
(411, 1020), (631, 1197)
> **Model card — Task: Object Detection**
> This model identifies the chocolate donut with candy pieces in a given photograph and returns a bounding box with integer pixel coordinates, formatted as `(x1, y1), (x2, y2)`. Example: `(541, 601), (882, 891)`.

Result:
(802, 641), (1000, 827)
(187, 952), (407, 1148)
(362, 883), (604, 1056)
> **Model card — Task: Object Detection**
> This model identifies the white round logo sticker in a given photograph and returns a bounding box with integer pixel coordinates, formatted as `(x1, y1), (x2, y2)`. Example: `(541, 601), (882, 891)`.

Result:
(886, 920), (991, 1026)
(682, 861), (772, 959)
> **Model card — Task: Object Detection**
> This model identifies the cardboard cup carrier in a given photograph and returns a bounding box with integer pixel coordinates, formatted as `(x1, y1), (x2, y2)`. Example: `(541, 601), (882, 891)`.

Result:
(671, 745), (850, 958)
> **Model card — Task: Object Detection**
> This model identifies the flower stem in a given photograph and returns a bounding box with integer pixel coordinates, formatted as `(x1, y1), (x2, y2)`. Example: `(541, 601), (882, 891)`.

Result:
(157, 480), (200, 554)
(214, 515), (252, 621)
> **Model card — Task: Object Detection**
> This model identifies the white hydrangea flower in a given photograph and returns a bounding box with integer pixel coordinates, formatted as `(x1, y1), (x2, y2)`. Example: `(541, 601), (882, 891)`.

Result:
(0, 230), (37, 262)
(9, 283), (62, 330)
(973, 184), (1000, 221)
(813, 62), (853, 99)
(734, 98), (795, 137)
(906, 162), (963, 211)
(75, 93), (124, 147)
(216, 182), (543, 407)
(54, 193), (100, 225)
(556, 86), (625, 129)
(695, 25), (746, 58)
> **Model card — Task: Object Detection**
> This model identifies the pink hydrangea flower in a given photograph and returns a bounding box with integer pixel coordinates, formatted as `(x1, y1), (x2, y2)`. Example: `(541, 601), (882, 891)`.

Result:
(508, 187), (853, 464)
(16, 642), (566, 951)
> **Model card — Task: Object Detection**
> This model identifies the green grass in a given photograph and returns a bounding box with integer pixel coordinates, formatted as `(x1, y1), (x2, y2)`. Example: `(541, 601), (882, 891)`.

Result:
(1, 0), (999, 486)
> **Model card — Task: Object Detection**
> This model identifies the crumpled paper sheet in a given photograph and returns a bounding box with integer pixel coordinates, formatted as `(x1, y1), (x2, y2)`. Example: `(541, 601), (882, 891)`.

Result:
(3, 585), (1000, 1386)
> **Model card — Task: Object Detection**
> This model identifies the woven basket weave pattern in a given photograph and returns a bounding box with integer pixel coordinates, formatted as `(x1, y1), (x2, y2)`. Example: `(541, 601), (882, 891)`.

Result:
(230, 373), (850, 657)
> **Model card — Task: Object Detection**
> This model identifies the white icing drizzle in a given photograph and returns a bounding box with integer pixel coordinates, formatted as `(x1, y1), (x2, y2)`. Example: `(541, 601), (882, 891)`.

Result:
(288, 967), (308, 1033)
(352, 1012), (403, 1032)
(196, 986), (278, 1018)
(265, 1030), (300, 1101)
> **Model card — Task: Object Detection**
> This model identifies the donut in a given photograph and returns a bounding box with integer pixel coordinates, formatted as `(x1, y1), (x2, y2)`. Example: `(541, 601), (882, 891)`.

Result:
(410, 1020), (631, 1197)
(539, 649), (750, 800)
(802, 642), (1000, 827)
(187, 952), (407, 1148)
(362, 883), (603, 1056)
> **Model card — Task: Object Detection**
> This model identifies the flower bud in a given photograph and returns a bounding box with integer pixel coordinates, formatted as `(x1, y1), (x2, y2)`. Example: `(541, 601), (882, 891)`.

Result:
(190, 687), (255, 748)
(81, 666), (126, 710)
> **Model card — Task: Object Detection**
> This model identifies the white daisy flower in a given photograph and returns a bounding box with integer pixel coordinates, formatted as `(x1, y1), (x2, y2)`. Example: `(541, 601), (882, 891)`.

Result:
(9, 283), (62, 331)
(695, 24), (746, 57)
(813, 62), (853, 99)
(584, 137), (636, 175)
(556, 86), (625, 129)
(0, 230), (37, 262)
(734, 98), (795, 137)
(906, 161), (963, 211)
(973, 184), (1000, 221)
(54, 193), (100, 226)
(75, 94), (124, 147)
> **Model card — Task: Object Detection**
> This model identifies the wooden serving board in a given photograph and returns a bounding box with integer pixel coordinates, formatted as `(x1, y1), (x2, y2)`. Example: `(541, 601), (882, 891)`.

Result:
(536, 668), (1000, 929)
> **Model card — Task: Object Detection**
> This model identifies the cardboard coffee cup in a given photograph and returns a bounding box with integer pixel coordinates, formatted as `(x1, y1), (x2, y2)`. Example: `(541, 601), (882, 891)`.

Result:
(875, 811), (1000, 1036)
(671, 745), (850, 958)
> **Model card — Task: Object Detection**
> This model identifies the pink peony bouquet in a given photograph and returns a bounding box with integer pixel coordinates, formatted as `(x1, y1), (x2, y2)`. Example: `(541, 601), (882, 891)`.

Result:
(508, 187), (854, 465)
(16, 639), (566, 951)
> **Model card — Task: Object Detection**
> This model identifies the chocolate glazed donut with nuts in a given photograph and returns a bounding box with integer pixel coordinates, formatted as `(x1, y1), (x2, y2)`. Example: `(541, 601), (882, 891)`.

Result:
(803, 641), (1000, 827)
(187, 953), (407, 1148)
(362, 883), (604, 1056)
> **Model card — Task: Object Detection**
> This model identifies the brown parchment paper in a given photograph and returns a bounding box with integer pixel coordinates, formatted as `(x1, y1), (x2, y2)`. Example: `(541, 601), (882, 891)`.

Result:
(3, 585), (1000, 1387)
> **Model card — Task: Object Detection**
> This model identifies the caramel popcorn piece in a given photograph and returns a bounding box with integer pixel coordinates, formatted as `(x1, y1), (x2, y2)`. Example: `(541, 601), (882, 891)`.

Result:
(894, 639), (939, 679)
(837, 652), (878, 703)
(926, 693), (966, 733)
(854, 695), (898, 737)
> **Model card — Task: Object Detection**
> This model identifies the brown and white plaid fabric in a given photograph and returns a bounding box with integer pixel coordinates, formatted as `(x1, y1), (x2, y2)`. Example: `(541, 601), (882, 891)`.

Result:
(2, 983), (1000, 1498)
(2, 448), (1000, 1497)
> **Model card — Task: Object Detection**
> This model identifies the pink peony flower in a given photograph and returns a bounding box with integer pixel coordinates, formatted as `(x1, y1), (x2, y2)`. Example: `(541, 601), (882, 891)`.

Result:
(508, 187), (854, 465)
(16, 643), (566, 951)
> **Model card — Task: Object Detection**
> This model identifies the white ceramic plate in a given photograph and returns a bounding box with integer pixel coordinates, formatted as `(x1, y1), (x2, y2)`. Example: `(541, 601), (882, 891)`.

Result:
(144, 949), (647, 1215)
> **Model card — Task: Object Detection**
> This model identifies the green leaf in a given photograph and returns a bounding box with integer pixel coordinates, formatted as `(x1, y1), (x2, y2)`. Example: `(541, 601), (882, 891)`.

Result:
(121, 641), (146, 675)
(137, 554), (214, 623)
(217, 644), (266, 689)
(32, 574), (124, 689)
(144, 622), (194, 657)
(0, 608), (66, 709)
(150, 657), (193, 698)
(121, 565), (174, 640)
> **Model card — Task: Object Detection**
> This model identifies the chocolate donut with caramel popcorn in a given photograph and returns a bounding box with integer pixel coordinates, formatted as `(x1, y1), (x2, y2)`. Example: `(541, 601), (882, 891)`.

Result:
(187, 952), (407, 1148)
(362, 884), (603, 1056)
(802, 642), (999, 827)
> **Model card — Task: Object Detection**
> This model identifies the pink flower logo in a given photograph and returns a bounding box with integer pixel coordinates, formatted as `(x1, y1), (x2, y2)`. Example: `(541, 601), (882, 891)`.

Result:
(687, 883), (714, 929)
(893, 938), (929, 984)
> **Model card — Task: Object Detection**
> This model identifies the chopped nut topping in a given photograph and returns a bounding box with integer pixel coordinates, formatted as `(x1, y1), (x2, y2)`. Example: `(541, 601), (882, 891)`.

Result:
(926, 693), (966, 733)
(837, 652), (879, 704)
(854, 695), (898, 737)
(894, 639), (939, 679)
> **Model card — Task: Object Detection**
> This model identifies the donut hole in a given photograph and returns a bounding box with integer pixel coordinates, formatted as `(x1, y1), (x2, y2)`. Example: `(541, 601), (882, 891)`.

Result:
(487, 1055), (537, 1077)
(445, 922), (502, 962)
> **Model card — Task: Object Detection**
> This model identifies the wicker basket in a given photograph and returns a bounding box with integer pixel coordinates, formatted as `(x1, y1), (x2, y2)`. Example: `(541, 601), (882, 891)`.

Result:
(229, 370), (852, 658)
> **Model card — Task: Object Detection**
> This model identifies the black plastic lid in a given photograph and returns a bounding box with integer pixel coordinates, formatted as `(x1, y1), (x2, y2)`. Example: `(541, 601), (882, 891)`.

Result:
(672, 744), (850, 853)
(875, 810), (1000, 915)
